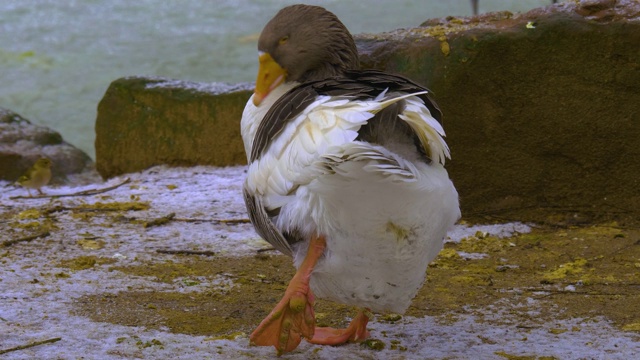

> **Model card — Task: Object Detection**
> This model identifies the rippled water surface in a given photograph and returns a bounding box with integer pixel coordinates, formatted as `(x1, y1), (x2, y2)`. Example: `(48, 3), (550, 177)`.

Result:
(1, 0), (551, 158)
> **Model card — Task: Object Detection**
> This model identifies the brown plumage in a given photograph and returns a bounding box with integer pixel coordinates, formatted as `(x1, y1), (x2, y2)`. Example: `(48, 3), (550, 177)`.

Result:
(258, 4), (359, 83)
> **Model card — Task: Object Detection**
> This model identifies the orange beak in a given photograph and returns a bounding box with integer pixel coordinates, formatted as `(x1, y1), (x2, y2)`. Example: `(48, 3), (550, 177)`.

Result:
(253, 52), (287, 106)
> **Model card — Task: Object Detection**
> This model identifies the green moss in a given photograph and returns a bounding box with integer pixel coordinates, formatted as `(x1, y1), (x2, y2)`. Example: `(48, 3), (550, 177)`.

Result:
(58, 256), (116, 271)
(76, 201), (150, 212)
(541, 258), (588, 283)
(16, 209), (43, 219)
(495, 352), (538, 360)
(362, 339), (385, 351)
(380, 313), (402, 323)
(72, 225), (640, 342)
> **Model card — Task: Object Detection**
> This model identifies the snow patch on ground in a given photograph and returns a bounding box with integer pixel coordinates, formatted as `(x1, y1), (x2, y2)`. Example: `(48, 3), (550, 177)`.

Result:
(446, 222), (532, 243)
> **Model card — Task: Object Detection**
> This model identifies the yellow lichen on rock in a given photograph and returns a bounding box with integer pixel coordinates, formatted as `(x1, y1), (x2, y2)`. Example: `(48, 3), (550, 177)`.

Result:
(77, 239), (106, 250)
(76, 201), (150, 211)
(440, 40), (451, 56)
(542, 258), (588, 283)
(622, 322), (640, 331)
(16, 208), (43, 219)
(58, 255), (116, 271)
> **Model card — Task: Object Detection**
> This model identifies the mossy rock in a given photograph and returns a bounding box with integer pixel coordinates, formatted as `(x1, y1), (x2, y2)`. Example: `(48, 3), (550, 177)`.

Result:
(95, 77), (253, 179)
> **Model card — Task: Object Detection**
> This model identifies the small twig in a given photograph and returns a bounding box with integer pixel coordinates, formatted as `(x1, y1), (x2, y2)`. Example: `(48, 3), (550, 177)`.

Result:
(174, 217), (251, 225)
(218, 218), (251, 225)
(66, 178), (131, 196)
(144, 212), (176, 228)
(10, 178), (131, 200)
(2, 231), (50, 247)
(0, 337), (62, 355)
(156, 249), (217, 256)
(119, 215), (247, 227)
(516, 325), (541, 329)
(257, 247), (277, 253)
(46, 213), (250, 225)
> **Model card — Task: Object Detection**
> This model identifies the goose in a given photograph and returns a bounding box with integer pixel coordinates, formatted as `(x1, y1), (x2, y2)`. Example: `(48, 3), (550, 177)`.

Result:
(240, 4), (460, 354)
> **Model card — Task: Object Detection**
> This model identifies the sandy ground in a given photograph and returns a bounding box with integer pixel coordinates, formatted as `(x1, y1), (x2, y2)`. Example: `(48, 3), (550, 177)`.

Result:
(1, 165), (638, 359)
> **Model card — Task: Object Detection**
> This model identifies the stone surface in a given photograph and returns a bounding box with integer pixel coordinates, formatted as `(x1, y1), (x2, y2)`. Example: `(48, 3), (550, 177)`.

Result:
(356, 0), (640, 224)
(0, 107), (98, 184)
(94, 0), (640, 224)
(95, 77), (252, 179)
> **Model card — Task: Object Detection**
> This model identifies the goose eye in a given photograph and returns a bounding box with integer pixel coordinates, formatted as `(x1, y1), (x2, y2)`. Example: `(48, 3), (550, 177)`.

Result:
(278, 36), (289, 45)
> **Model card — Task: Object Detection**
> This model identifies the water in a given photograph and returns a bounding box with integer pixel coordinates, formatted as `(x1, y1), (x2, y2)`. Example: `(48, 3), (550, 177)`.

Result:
(1, 0), (552, 159)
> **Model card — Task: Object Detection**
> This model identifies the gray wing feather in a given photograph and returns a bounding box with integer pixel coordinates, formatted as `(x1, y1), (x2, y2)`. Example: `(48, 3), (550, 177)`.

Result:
(243, 186), (293, 257)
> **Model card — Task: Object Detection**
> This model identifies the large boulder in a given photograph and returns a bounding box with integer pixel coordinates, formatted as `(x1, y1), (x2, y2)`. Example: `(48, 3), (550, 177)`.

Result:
(356, 0), (640, 224)
(0, 107), (98, 184)
(94, 0), (640, 224)
(95, 77), (252, 178)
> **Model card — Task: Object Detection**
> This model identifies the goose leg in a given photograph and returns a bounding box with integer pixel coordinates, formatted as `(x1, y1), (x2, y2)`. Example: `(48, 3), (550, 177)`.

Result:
(250, 235), (326, 354)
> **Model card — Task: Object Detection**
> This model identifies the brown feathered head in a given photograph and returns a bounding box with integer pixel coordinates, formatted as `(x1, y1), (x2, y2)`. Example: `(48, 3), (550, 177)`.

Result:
(252, 5), (359, 104)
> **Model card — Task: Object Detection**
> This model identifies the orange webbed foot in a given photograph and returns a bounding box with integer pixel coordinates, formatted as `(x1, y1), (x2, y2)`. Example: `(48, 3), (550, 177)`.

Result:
(308, 309), (371, 345)
(250, 288), (316, 354)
